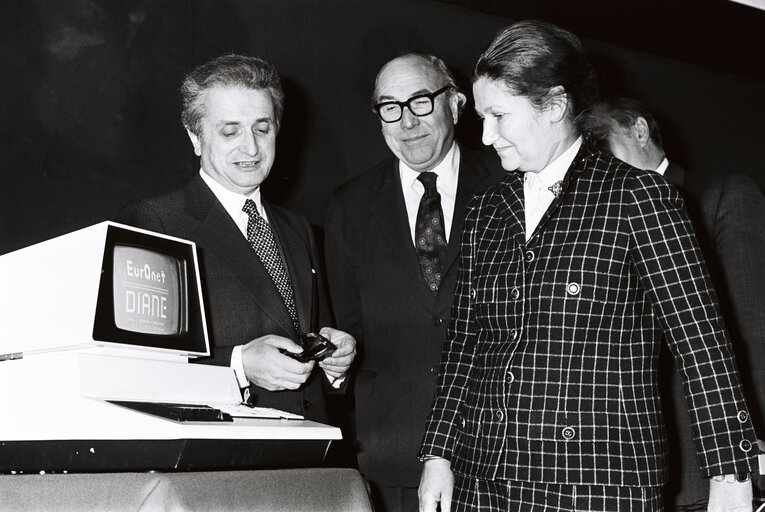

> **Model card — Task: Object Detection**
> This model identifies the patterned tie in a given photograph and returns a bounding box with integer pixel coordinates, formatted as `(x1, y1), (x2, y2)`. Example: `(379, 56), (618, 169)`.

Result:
(242, 199), (300, 333)
(415, 172), (448, 294)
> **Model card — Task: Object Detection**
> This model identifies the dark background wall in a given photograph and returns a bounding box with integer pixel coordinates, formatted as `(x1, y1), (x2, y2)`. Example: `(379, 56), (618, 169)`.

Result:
(2, 0), (764, 256)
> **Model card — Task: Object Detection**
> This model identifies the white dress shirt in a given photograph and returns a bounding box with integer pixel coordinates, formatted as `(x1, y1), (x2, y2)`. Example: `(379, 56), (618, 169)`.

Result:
(200, 169), (267, 234)
(523, 137), (582, 241)
(399, 142), (460, 244)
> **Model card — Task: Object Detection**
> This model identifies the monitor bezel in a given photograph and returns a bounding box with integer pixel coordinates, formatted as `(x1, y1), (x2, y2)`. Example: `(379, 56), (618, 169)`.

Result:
(93, 225), (208, 356)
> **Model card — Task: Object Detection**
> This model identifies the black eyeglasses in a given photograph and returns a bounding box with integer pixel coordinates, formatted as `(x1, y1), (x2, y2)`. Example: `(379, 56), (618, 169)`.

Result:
(372, 86), (452, 123)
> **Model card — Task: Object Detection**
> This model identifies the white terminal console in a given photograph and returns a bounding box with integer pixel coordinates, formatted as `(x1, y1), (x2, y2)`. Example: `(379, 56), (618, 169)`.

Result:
(0, 221), (340, 473)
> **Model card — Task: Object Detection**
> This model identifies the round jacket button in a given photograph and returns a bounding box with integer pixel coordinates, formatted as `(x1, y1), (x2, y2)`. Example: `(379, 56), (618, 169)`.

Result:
(432, 317), (443, 326)
(510, 287), (521, 300)
(495, 410), (504, 421)
(506, 371), (515, 384)
(740, 439), (753, 452)
(461, 418), (466, 429)
(509, 329), (518, 341)
(737, 410), (749, 423)
(470, 288), (477, 299)
(430, 365), (438, 375)
(566, 282), (581, 296)
(561, 426), (576, 440)
(524, 250), (535, 262)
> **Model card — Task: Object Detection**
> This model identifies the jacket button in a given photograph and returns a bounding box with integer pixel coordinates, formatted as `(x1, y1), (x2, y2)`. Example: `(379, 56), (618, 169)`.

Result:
(524, 250), (535, 262)
(506, 371), (515, 384)
(432, 317), (443, 326)
(430, 365), (438, 375)
(303, 400), (311, 410)
(461, 418), (466, 429)
(509, 329), (518, 341)
(510, 287), (521, 300)
(495, 410), (504, 421)
(740, 439), (753, 452)
(566, 282), (581, 296)
(470, 288), (477, 299)
(737, 410), (749, 423)
(561, 426), (576, 440)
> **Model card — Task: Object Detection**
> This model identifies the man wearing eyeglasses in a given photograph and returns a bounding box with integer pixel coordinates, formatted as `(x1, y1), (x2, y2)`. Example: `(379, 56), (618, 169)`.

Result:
(324, 53), (503, 512)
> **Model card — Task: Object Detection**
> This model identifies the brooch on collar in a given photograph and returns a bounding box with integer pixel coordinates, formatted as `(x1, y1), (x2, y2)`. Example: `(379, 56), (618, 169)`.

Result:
(547, 180), (563, 198)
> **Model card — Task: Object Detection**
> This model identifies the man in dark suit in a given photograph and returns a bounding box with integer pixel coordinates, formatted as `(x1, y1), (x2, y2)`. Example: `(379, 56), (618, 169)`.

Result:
(585, 96), (765, 507)
(118, 54), (356, 422)
(323, 53), (503, 511)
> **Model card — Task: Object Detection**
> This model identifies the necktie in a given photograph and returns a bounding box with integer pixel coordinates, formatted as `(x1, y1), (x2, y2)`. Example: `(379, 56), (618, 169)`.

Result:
(242, 199), (300, 333)
(415, 172), (448, 294)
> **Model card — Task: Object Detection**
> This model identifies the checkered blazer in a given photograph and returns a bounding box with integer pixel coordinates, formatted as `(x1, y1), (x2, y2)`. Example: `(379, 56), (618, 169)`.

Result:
(420, 140), (758, 487)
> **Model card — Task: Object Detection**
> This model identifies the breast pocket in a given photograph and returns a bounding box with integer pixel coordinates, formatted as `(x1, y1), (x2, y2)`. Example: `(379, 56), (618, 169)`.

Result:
(561, 268), (609, 308)
(472, 272), (521, 334)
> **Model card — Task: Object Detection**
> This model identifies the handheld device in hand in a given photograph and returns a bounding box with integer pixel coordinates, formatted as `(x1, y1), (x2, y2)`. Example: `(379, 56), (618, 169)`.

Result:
(284, 332), (336, 363)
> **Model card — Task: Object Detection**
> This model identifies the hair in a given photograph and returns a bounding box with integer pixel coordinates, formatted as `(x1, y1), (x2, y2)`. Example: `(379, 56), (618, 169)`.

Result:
(181, 54), (285, 136)
(473, 20), (599, 132)
(372, 52), (465, 114)
(584, 97), (664, 150)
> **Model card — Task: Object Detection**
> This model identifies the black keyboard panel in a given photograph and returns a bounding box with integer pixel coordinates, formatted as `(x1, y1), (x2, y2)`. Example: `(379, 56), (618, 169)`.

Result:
(107, 401), (233, 422)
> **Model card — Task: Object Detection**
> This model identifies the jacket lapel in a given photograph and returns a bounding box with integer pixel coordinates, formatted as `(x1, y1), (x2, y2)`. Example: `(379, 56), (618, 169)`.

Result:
(183, 176), (297, 336)
(263, 202), (314, 335)
(499, 172), (527, 246)
(527, 139), (595, 244)
(368, 160), (425, 287)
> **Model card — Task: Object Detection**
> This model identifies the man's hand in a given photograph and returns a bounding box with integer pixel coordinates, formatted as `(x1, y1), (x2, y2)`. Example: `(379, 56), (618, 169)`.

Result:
(707, 476), (753, 512)
(419, 457), (454, 512)
(317, 327), (356, 380)
(241, 335), (315, 391)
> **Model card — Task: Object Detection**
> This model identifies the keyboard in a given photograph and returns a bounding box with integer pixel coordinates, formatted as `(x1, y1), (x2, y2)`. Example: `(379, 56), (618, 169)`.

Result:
(107, 401), (305, 421)
(107, 401), (233, 422)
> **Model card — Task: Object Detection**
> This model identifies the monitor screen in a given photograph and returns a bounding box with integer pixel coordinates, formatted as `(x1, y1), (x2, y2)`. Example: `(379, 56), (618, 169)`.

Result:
(112, 245), (184, 336)
(93, 224), (208, 356)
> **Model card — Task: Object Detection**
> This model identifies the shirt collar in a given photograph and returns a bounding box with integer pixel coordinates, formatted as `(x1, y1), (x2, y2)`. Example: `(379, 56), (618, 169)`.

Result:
(531, 136), (582, 188)
(654, 157), (669, 176)
(399, 142), (459, 192)
(199, 168), (263, 219)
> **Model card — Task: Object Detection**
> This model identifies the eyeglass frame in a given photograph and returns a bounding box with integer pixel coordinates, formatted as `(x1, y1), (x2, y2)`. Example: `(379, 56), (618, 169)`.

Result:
(372, 86), (453, 123)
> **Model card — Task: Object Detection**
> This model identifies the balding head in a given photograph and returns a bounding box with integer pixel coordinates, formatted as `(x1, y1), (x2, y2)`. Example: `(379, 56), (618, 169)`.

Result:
(371, 53), (466, 171)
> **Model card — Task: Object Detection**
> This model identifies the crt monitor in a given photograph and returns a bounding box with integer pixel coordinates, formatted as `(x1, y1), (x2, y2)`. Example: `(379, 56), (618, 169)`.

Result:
(93, 224), (207, 355)
(0, 221), (209, 359)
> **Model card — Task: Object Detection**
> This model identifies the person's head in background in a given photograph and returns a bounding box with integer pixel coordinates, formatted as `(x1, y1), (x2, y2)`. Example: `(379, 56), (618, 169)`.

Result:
(181, 54), (285, 195)
(584, 97), (666, 172)
(472, 19), (599, 173)
(372, 53), (467, 172)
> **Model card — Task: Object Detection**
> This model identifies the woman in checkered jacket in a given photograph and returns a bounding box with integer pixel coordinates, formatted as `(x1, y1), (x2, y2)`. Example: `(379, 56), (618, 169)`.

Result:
(418, 20), (758, 512)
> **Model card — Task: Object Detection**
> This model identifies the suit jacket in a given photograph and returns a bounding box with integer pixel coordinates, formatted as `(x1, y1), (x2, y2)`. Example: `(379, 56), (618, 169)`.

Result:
(420, 140), (758, 486)
(659, 166), (765, 503)
(117, 173), (332, 422)
(324, 146), (503, 487)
